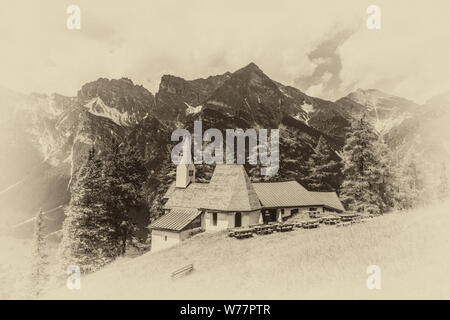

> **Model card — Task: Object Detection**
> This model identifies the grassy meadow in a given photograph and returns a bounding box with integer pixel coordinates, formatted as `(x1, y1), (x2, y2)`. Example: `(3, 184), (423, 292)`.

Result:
(44, 201), (450, 299)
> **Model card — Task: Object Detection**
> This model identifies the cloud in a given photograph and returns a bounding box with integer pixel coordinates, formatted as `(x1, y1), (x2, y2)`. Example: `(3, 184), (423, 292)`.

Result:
(294, 28), (356, 99)
(0, 0), (448, 104)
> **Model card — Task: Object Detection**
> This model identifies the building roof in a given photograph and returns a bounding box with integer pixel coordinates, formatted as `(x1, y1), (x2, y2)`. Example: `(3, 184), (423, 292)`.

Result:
(150, 207), (201, 231)
(252, 181), (320, 208)
(252, 181), (345, 212)
(162, 166), (345, 213)
(199, 164), (262, 212)
(311, 192), (345, 212)
(163, 182), (209, 210)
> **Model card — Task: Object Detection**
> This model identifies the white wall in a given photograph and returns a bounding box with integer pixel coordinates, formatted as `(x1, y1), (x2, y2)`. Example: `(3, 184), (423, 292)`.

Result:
(204, 212), (232, 231)
(244, 210), (262, 226)
(204, 210), (262, 231)
(176, 163), (195, 188)
(151, 229), (181, 252)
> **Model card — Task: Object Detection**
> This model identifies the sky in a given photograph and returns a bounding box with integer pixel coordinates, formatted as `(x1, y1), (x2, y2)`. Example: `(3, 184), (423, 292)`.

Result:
(0, 0), (449, 103)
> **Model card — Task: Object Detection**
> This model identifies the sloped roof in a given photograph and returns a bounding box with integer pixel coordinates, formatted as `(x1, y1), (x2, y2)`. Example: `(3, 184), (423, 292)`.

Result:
(199, 164), (262, 212)
(164, 182), (209, 209)
(150, 207), (201, 231)
(252, 181), (320, 208)
(311, 192), (345, 212)
(162, 166), (344, 213)
(252, 181), (344, 212)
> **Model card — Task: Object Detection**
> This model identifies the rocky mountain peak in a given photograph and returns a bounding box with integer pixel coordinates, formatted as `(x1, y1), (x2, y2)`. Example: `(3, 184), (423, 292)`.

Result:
(77, 77), (155, 121)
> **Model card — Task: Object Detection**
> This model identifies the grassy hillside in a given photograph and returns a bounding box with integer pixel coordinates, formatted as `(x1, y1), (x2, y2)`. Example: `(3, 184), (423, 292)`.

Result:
(45, 202), (450, 299)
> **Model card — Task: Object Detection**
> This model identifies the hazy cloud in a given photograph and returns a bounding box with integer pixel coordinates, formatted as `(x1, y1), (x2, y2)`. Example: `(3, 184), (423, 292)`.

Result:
(294, 29), (356, 100)
(0, 0), (448, 103)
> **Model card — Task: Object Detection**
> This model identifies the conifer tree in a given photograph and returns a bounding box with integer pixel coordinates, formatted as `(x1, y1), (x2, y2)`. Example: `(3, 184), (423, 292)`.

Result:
(437, 162), (448, 201)
(103, 139), (148, 255)
(340, 116), (390, 214)
(306, 135), (341, 192)
(375, 137), (396, 208)
(392, 151), (424, 210)
(30, 209), (49, 297)
(59, 148), (117, 274)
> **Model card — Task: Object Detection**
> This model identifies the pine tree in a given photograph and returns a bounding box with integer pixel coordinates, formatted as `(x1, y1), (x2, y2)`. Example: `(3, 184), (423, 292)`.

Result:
(392, 151), (424, 210)
(340, 116), (390, 214)
(306, 135), (342, 192)
(59, 148), (118, 274)
(30, 209), (49, 297)
(103, 139), (148, 255)
(437, 161), (448, 201)
(375, 137), (396, 209)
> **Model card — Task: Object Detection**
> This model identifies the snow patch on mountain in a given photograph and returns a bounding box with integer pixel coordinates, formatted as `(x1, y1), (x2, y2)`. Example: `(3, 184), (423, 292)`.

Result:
(84, 97), (130, 126)
(278, 86), (293, 99)
(300, 102), (315, 124)
(206, 100), (232, 109)
(185, 102), (202, 115)
(301, 102), (314, 114)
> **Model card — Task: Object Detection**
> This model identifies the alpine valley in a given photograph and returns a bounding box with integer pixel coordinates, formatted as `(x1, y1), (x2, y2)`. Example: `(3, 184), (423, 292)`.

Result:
(0, 63), (448, 239)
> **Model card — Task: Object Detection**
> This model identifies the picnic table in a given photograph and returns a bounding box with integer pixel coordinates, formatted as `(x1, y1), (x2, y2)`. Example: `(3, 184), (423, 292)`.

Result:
(323, 216), (341, 225)
(291, 221), (304, 228)
(233, 227), (253, 239)
(251, 224), (274, 235)
(340, 213), (358, 222)
(302, 219), (320, 229)
(308, 211), (321, 219)
(276, 223), (294, 232)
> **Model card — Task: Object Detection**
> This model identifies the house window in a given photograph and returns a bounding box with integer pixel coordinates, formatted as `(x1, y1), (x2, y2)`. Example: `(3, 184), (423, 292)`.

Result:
(189, 169), (194, 177)
(212, 213), (217, 226)
(309, 208), (316, 211)
(164, 235), (167, 241)
(291, 209), (299, 214)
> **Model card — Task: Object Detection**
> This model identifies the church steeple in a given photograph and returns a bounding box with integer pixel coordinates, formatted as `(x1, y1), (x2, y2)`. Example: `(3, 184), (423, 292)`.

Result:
(175, 138), (195, 188)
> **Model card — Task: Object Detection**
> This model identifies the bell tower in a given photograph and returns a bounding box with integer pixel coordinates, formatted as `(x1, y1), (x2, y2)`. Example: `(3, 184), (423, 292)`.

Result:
(176, 163), (195, 188)
(175, 138), (195, 188)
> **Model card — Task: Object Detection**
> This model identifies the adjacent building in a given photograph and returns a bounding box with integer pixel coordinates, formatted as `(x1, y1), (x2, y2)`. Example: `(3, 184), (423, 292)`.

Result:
(149, 163), (345, 251)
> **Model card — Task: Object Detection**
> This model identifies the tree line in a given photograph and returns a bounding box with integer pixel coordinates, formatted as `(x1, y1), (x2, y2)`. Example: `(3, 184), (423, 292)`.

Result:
(301, 115), (448, 214)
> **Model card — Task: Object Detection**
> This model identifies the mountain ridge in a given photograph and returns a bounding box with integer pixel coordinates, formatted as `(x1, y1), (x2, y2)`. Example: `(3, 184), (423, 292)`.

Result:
(0, 63), (447, 238)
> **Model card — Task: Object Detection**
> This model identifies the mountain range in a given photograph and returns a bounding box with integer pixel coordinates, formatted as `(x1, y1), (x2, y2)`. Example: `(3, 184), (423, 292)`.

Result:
(0, 62), (448, 237)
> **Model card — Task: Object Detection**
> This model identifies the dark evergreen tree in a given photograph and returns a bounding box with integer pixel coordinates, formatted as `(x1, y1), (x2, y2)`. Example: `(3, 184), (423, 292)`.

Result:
(306, 135), (342, 192)
(59, 148), (117, 274)
(375, 137), (396, 209)
(103, 139), (148, 255)
(30, 209), (49, 297)
(340, 116), (390, 214)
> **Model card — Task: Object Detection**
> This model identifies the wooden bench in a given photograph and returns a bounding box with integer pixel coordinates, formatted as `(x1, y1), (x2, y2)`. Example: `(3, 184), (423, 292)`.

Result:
(171, 264), (194, 279)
